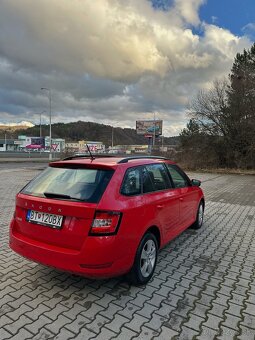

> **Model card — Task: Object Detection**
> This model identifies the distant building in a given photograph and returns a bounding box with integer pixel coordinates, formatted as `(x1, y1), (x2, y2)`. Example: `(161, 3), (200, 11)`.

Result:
(45, 137), (65, 152)
(0, 139), (16, 151)
(78, 141), (105, 153)
(18, 135), (45, 151)
(65, 142), (79, 153)
(66, 140), (105, 153)
(108, 145), (148, 154)
(17, 135), (65, 152)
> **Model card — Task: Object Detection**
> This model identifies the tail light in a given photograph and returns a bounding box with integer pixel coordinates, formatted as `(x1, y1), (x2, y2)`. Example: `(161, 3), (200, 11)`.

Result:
(90, 211), (122, 235)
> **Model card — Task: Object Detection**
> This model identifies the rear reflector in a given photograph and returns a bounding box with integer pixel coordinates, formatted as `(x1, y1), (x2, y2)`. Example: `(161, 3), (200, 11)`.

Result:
(90, 211), (122, 235)
(80, 262), (113, 269)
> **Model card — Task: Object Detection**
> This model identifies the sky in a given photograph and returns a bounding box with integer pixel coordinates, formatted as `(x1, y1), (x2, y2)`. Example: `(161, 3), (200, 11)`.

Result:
(0, 0), (254, 136)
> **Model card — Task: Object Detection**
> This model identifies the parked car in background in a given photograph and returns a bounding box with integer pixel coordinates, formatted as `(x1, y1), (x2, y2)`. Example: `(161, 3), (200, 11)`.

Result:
(9, 156), (204, 284)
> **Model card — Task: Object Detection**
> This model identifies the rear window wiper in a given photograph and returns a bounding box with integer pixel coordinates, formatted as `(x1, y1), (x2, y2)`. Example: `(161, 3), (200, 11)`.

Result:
(43, 192), (85, 202)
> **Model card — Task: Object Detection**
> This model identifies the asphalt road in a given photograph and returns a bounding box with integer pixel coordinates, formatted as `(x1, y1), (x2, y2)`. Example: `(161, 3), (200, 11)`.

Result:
(0, 166), (255, 339)
(0, 152), (58, 159)
(0, 162), (48, 170)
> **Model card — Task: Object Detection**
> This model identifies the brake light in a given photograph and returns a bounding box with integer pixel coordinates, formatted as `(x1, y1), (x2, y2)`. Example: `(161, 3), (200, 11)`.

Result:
(90, 211), (122, 235)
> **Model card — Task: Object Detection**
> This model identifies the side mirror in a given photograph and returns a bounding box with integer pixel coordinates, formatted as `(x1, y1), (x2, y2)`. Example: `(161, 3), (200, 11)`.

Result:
(191, 179), (201, 187)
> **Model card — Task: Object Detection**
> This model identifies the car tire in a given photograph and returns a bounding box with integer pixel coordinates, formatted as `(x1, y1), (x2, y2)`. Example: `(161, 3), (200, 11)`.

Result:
(127, 232), (158, 285)
(191, 201), (204, 230)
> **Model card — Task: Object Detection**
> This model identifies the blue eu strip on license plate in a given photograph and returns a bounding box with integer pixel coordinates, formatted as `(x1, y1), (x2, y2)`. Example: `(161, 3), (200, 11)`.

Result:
(27, 210), (31, 220)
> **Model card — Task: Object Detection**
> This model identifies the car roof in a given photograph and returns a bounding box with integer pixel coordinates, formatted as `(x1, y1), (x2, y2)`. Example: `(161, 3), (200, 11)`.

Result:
(50, 155), (176, 169)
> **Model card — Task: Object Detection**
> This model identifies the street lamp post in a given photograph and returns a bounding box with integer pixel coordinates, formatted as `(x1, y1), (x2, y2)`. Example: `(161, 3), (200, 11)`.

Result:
(40, 112), (42, 138)
(38, 110), (46, 138)
(41, 88), (52, 160)
(4, 132), (7, 152)
(111, 126), (114, 148)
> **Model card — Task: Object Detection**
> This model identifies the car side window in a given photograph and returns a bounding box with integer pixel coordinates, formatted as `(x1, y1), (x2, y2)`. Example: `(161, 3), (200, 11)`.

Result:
(166, 165), (189, 188)
(121, 167), (141, 196)
(143, 164), (171, 192)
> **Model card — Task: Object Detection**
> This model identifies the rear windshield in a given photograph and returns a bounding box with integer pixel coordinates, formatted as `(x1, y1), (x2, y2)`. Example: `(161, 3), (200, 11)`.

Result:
(21, 166), (114, 203)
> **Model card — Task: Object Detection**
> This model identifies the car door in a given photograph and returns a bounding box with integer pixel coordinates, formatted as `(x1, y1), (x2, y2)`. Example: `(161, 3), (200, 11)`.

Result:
(142, 164), (180, 244)
(166, 164), (197, 231)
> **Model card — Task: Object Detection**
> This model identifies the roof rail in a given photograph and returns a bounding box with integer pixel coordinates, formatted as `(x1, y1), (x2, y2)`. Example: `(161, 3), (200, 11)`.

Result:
(118, 156), (168, 164)
(62, 154), (116, 161)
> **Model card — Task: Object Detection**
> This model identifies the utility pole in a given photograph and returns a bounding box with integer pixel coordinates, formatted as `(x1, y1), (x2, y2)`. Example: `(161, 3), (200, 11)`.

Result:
(111, 125), (114, 148)
(4, 132), (7, 152)
(111, 122), (119, 150)
(152, 112), (156, 148)
(41, 88), (52, 160)
(40, 112), (42, 138)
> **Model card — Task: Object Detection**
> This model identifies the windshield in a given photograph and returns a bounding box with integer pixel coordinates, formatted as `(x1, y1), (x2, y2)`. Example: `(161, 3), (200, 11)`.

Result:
(21, 166), (114, 203)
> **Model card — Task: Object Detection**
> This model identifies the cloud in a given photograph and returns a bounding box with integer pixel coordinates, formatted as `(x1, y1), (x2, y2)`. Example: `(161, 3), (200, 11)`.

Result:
(242, 23), (255, 40)
(0, 0), (252, 136)
(211, 16), (218, 24)
(173, 0), (206, 26)
(0, 0), (172, 82)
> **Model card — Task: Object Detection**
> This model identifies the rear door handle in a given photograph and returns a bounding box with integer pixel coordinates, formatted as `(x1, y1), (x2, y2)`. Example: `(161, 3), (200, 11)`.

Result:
(157, 205), (164, 209)
(179, 197), (184, 201)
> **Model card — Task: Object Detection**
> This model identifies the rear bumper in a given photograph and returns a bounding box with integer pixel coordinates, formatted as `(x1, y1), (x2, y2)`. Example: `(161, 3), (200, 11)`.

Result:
(9, 219), (133, 278)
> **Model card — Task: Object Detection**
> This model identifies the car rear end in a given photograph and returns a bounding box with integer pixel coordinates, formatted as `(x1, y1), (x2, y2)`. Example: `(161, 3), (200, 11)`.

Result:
(9, 159), (131, 278)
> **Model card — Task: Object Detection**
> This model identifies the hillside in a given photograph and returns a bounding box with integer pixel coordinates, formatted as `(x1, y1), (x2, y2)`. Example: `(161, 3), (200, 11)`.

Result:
(0, 121), (34, 132)
(6, 121), (180, 146)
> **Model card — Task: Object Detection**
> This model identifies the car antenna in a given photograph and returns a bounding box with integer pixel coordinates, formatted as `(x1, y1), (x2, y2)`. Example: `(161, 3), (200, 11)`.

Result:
(86, 144), (95, 160)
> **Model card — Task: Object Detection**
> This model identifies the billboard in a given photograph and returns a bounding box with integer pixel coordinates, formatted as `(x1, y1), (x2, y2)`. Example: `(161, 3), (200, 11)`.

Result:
(136, 120), (163, 136)
(31, 137), (45, 148)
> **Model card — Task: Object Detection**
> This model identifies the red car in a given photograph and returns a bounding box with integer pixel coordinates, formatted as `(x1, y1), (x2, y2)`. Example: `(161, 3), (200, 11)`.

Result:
(9, 156), (204, 285)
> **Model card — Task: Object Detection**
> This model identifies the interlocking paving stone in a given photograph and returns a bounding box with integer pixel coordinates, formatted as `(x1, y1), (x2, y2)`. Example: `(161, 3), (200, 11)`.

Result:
(24, 315), (52, 335)
(133, 326), (159, 339)
(54, 328), (75, 340)
(104, 314), (129, 333)
(221, 312), (241, 331)
(8, 329), (34, 340)
(111, 326), (137, 339)
(183, 313), (205, 332)
(241, 313), (255, 329)
(217, 326), (239, 339)
(69, 327), (96, 340)
(90, 327), (116, 340)
(153, 325), (178, 339)
(0, 328), (13, 340)
(118, 302), (142, 320)
(143, 313), (166, 332)
(0, 166), (255, 339)
(85, 314), (111, 334)
(178, 325), (200, 339)
(4, 316), (34, 335)
(196, 326), (220, 340)
(237, 325), (255, 340)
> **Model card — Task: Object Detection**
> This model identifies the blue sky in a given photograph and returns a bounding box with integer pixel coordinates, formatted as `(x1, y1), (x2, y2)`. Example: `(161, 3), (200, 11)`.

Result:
(200, 0), (255, 38)
(152, 0), (255, 38)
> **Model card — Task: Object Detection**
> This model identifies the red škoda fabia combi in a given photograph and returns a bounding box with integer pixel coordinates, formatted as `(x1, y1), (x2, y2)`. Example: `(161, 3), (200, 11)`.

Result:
(9, 156), (204, 285)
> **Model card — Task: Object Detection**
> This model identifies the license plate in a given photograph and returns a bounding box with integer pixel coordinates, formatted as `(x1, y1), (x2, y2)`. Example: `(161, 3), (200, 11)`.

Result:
(27, 210), (63, 229)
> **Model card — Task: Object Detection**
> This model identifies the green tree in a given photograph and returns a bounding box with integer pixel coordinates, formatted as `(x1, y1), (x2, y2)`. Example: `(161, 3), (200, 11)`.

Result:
(227, 44), (255, 167)
(180, 43), (255, 169)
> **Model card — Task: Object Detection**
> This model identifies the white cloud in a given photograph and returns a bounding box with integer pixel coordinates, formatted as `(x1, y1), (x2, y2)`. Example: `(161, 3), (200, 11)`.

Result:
(242, 22), (255, 40)
(173, 0), (206, 26)
(0, 0), (252, 136)
(211, 16), (218, 24)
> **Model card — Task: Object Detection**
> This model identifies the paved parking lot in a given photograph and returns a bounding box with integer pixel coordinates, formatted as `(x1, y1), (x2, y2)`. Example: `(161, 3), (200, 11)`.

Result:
(0, 166), (255, 340)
